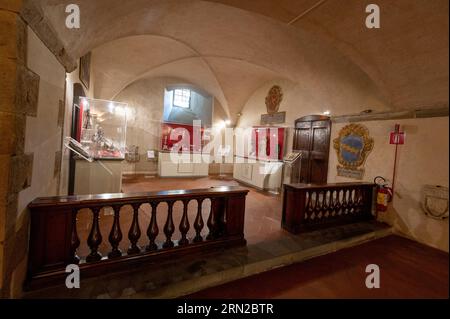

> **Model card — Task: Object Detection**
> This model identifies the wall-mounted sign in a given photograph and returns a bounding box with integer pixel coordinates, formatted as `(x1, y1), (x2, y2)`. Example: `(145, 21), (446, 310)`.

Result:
(261, 111), (286, 125)
(333, 124), (374, 180)
(265, 85), (283, 114)
(390, 124), (405, 145)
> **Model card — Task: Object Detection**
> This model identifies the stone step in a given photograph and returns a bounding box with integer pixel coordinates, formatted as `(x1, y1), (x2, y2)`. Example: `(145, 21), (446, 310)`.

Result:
(23, 221), (392, 299)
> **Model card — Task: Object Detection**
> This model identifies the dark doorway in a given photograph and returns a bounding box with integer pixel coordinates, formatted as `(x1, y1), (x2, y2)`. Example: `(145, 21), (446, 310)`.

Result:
(68, 83), (86, 195)
(292, 115), (331, 184)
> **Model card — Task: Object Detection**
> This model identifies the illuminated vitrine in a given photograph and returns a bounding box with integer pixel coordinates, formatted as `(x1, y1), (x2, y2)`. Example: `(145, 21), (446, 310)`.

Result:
(78, 97), (128, 159)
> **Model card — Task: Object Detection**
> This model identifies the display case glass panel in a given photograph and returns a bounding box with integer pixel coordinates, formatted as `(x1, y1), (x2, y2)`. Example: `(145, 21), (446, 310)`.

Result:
(250, 126), (285, 161)
(78, 97), (127, 159)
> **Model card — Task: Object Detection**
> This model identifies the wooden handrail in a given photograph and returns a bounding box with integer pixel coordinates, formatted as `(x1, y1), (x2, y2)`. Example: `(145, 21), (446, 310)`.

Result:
(282, 182), (375, 233)
(26, 186), (249, 289)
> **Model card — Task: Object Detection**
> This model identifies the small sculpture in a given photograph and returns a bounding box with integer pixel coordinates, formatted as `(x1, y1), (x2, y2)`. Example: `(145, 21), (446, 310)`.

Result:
(83, 109), (92, 129)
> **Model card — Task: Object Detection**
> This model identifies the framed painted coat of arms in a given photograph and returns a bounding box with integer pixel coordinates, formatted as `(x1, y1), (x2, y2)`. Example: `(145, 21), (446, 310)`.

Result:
(333, 124), (374, 179)
(265, 85), (283, 114)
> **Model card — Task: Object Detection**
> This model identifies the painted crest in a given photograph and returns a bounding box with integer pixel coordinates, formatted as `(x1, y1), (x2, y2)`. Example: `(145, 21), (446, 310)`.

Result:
(333, 124), (374, 179)
(265, 85), (283, 114)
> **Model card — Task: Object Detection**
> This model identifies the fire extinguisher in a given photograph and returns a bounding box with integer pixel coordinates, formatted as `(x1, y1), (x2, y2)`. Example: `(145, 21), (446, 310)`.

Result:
(374, 176), (393, 212)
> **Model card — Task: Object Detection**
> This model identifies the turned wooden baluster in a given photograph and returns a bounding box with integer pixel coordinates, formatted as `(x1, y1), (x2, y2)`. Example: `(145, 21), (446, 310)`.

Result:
(108, 205), (123, 259)
(338, 190), (345, 215)
(356, 188), (364, 212)
(348, 188), (356, 214)
(193, 198), (204, 242)
(336, 190), (343, 215)
(325, 190), (332, 218)
(329, 190), (335, 216)
(218, 199), (227, 236)
(86, 207), (102, 262)
(146, 202), (159, 251)
(318, 191), (325, 219)
(342, 189), (348, 214)
(313, 191), (320, 220)
(206, 199), (216, 240)
(179, 199), (190, 246)
(163, 201), (175, 248)
(70, 209), (80, 264)
(128, 203), (142, 254)
(305, 191), (312, 220)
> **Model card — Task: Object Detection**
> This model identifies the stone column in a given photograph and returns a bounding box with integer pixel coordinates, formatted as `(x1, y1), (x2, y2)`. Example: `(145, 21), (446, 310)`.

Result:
(0, 0), (39, 298)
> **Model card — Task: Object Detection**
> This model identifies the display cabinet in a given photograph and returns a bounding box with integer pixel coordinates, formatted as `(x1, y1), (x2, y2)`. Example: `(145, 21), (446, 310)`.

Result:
(78, 97), (127, 159)
(73, 97), (128, 195)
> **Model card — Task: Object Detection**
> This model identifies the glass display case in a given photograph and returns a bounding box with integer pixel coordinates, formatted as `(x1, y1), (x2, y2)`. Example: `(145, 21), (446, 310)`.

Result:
(249, 126), (285, 161)
(78, 97), (127, 159)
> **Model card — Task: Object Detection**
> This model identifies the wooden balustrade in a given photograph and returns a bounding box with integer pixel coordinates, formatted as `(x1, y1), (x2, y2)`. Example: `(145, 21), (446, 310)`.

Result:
(26, 186), (248, 289)
(282, 182), (375, 233)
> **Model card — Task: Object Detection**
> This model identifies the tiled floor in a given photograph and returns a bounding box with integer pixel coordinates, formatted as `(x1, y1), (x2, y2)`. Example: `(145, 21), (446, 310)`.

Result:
(75, 175), (284, 258)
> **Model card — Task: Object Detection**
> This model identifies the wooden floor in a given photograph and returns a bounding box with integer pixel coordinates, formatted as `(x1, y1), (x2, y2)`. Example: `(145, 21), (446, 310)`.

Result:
(185, 235), (449, 299)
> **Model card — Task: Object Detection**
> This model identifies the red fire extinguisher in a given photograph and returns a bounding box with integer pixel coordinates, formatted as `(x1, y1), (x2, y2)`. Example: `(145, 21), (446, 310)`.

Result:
(374, 176), (393, 212)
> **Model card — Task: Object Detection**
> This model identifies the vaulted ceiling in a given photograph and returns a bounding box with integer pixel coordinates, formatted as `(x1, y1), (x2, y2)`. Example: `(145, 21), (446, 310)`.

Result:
(25, 0), (449, 122)
(208, 0), (449, 110)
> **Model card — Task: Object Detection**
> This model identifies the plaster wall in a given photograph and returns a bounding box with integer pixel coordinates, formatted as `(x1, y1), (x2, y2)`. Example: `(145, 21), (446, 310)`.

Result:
(11, 27), (65, 296)
(18, 28), (65, 214)
(328, 118), (449, 252)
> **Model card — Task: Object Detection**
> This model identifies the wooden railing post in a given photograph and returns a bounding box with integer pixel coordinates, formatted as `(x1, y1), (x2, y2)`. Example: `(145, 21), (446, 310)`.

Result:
(28, 207), (77, 277)
(207, 197), (226, 239)
(224, 194), (246, 240)
(282, 187), (306, 234)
